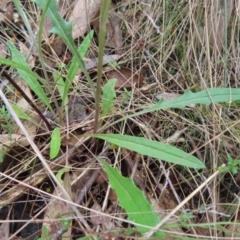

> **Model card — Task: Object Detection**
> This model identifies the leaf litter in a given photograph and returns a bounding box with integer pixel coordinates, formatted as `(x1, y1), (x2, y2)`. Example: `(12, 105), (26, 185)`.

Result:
(1, 0), (240, 239)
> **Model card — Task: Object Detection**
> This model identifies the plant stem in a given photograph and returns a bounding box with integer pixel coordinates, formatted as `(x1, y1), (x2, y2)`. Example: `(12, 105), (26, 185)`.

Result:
(37, 0), (62, 125)
(94, 0), (112, 133)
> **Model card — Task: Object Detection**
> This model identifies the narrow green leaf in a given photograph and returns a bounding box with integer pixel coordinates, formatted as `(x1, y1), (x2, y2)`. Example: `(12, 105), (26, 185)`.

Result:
(0, 58), (44, 82)
(63, 30), (93, 106)
(33, 0), (73, 45)
(53, 71), (65, 100)
(100, 160), (161, 234)
(66, 30), (94, 83)
(6, 41), (51, 110)
(34, 0), (95, 93)
(11, 104), (39, 125)
(138, 88), (240, 115)
(50, 127), (61, 159)
(94, 134), (205, 169)
(12, 0), (35, 42)
(56, 167), (70, 184)
(102, 78), (117, 117)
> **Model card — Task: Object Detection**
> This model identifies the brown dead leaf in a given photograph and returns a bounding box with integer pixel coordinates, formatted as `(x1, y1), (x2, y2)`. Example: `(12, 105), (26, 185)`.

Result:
(109, 13), (123, 55)
(194, 215), (223, 237)
(42, 185), (72, 239)
(225, 223), (240, 238)
(90, 202), (115, 231)
(0, 134), (31, 151)
(156, 92), (195, 108)
(0, 0), (13, 24)
(150, 194), (184, 240)
(68, 0), (101, 39)
(0, 42), (7, 58)
(18, 41), (35, 69)
(92, 10), (123, 54)
(85, 54), (120, 70)
(0, 209), (10, 240)
(42, 167), (94, 238)
(14, 76), (38, 138)
(0, 77), (38, 151)
(43, 35), (66, 58)
(106, 67), (145, 89)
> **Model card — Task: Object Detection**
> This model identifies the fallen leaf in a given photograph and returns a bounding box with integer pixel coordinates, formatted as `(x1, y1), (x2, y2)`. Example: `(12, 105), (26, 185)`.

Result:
(68, 0), (101, 39)
(165, 128), (187, 143)
(90, 202), (115, 231)
(19, 41), (35, 69)
(41, 185), (72, 239)
(155, 92), (195, 108)
(106, 67), (145, 89)
(109, 12), (123, 54)
(42, 166), (94, 238)
(13, 77), (37, 139)
(225, 223), (240, 238)
(0, 43), (7, 58)
(92, 11), (123, 54)
(0, 0), (13, 24)
(43, 35), (66, 57)
(0, 209), (10, 240)
(0, 77), (37, 153)
(42, 0), (69, 38)
(150, 195), (184, 240)
(85, 54), (120, 70)
(10, 76), (33, 113)
(0, 134), (31, 151)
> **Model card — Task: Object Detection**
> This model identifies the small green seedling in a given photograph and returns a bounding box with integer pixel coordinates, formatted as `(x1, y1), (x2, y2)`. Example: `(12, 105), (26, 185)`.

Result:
(102, 78), (117, 117)
(50, 127), (61, 159)
(37, 226), (51, 240)
(218, 154), (240, 175)
(0, 105), (14, 138)
(0, 147), (7, 163)
(178, 212), (195, 227)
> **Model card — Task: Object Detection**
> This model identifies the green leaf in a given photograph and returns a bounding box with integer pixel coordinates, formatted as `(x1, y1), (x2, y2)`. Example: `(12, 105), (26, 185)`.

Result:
(102, 78), (117, 117)
(53, 71), (65, 101)
(6, 41), (51, 110)
(34, 0), (73, 44)
(0, 58), (46, 84)
(50, 127), (61, 159)
(138, 88), (240, 116)
(94, 134), (205, 169)
(66, 30), (93, 84)
(63, 30), (93, 106)
(100, 160), (161, 234)
(56, 166), (70, 184)
(34, 0), (95, 93)
(11, 104), (39, 125)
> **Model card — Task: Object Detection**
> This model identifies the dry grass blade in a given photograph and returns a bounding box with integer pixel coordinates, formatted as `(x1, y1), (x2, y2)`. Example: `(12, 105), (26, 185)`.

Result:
(2, 0), (240, 238)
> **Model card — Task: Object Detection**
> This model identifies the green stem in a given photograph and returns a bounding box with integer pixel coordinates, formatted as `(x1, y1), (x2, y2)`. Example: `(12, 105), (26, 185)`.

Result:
(37, 0), (62, 123)
(93, 0), (112, 133)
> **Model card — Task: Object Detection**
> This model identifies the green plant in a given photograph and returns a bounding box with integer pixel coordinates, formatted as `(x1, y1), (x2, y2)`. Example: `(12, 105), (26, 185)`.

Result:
(2, 0), (240, 238)
(218, 154), (240, 175)
(37, 226), (51, 240)
(50, 127), (61, 159)
(0, 105), (14, 137)
(101, 78), (117, 117)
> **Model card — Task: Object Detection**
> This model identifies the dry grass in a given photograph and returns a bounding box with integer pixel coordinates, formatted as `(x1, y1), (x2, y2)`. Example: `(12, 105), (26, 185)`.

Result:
(1, 0), (240, 239)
